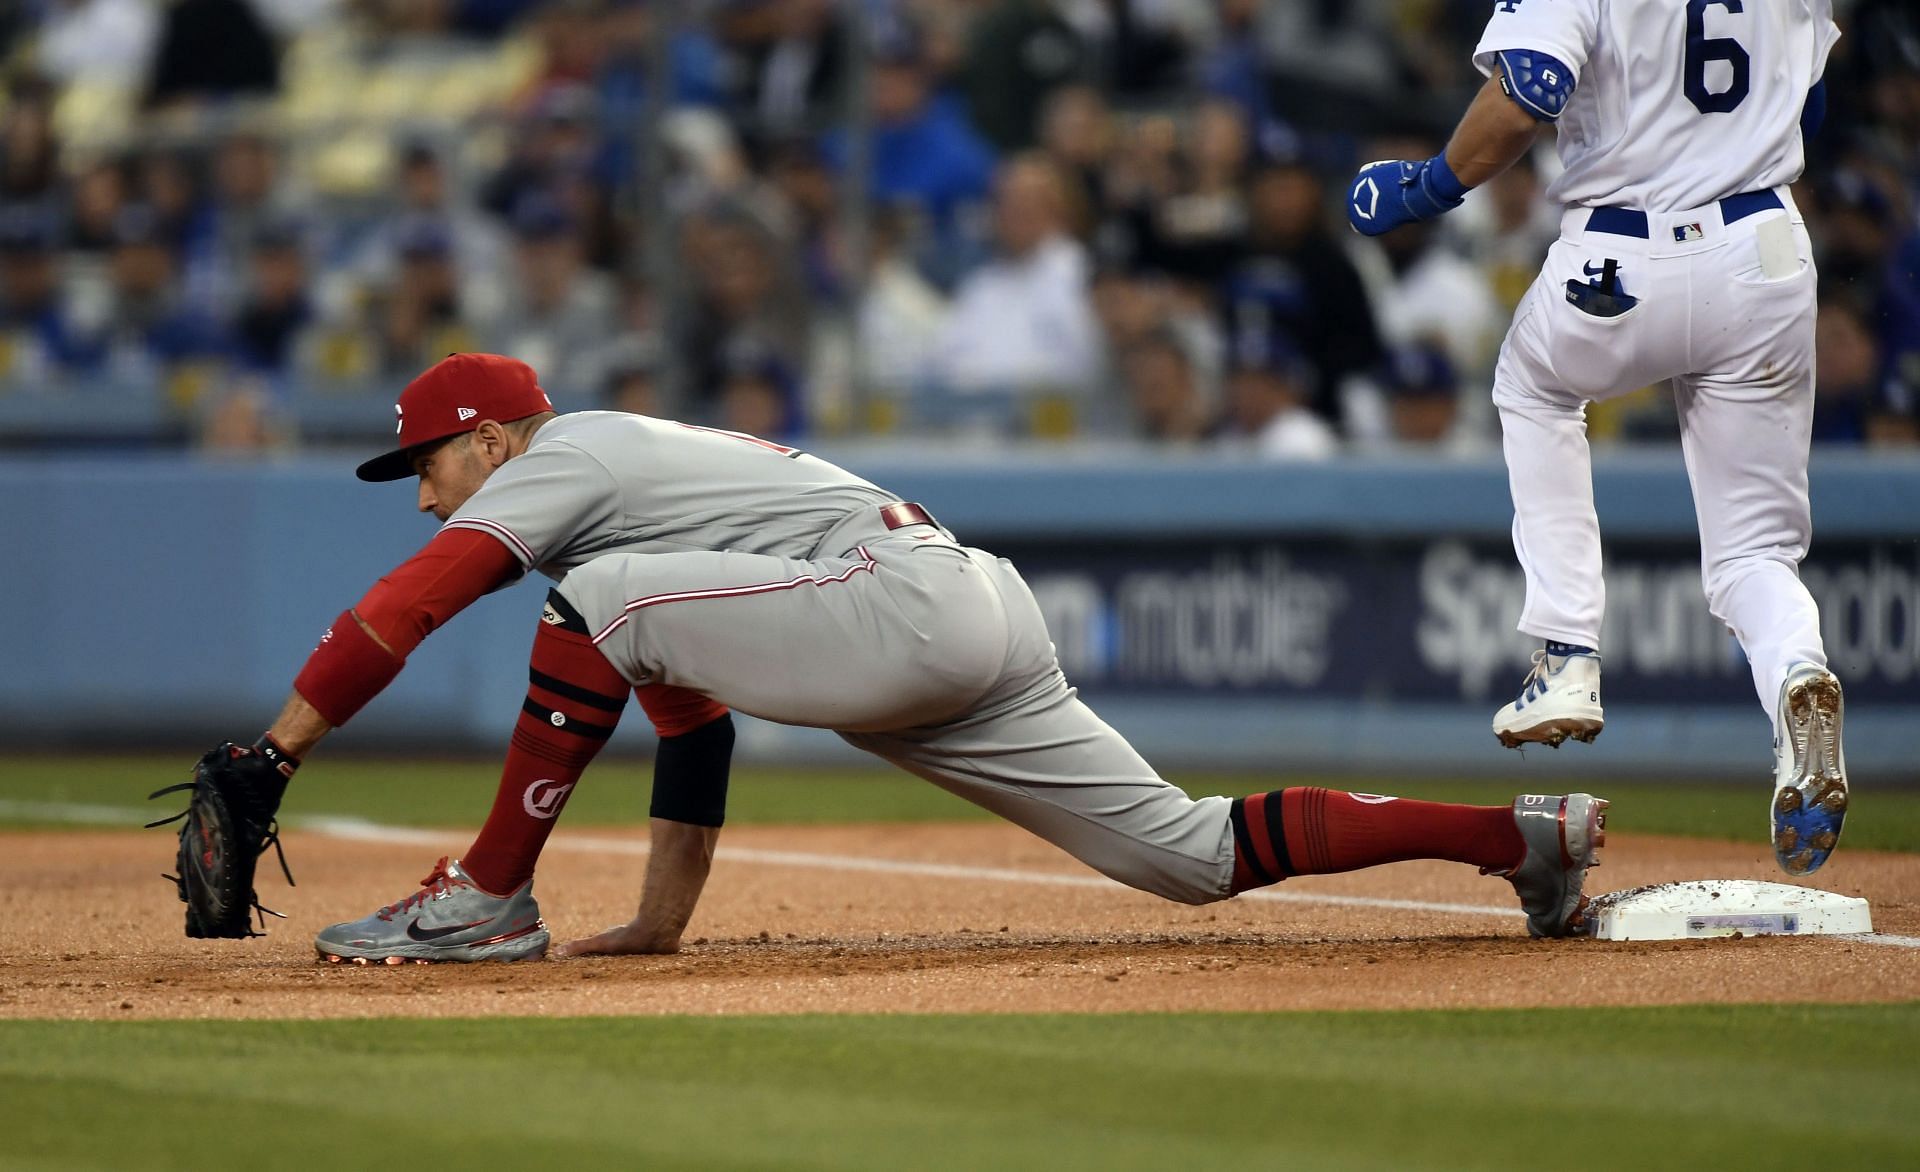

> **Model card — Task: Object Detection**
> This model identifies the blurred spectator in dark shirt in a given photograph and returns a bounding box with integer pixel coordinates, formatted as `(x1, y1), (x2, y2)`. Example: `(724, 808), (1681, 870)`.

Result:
(146, 0), (282, 110)
(66, 156), (129, 255)
(135, 150), (208, 254)
(483, 85), (603, 220)
(489, 192), (616, 394)
(1222, 161), (1383, 428)
(1129, 98), (1249, 284)
(716, 0), (846, 137)
(378, 216), (476, 376)
(764, 139), (842, 299)
(357, 141), (507, 292)
(230, 222), (311, 375)
(1381, 342), (1461, 446)
(713, 336), (802, 440)
(86, 204), (227, 383)
(960, 0), (1088, 151)
(1199, 0), (1293, 155)
(602, 336), (665, 419)
(1813, 301), (1880, 444)
(1122, 329), (1210, 444)
(189, 132), (307, 318)
(1038, 84), (1115, 224)
(0, 205), (86, 386)
(823, 18), (996, 229)
(1220, 328), (1338, 461)
(680, 204), (809, 412)
(1871, 362), (1920, 447)
(1074, 0), (1193, 98)
(0, 79), (60, 206)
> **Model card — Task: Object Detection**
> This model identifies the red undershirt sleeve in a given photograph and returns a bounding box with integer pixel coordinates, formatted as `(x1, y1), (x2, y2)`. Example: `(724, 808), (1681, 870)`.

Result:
(354, 527), (523, 657)
(292, 528), (523, 726)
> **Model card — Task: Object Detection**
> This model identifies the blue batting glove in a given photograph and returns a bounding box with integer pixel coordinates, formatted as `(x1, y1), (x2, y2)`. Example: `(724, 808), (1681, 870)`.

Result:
(1347, 155), (1469, 236)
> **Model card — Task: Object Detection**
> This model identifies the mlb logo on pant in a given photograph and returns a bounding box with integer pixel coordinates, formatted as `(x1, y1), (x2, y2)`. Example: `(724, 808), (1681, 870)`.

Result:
(1674, 222), (1705, 242)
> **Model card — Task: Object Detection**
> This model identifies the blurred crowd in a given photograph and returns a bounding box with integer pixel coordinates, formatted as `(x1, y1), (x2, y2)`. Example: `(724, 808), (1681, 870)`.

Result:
(0, 0), (1916, 454)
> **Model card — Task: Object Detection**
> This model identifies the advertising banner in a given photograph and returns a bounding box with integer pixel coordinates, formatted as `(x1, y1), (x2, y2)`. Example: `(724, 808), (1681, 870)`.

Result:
(1001, 538), (1919, 705)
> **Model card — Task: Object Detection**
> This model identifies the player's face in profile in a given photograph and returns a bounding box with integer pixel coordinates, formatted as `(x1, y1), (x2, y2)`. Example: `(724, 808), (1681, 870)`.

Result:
(412, 436), (490, 522)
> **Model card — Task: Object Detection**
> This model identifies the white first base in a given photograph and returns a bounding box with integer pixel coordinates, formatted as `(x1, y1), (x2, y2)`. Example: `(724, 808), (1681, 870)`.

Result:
(1589, 880), (1872, 941)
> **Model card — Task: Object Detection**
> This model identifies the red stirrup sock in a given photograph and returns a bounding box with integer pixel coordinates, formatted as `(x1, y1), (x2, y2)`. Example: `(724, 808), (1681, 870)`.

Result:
(460, 618), (628, 896)
(1229, 788), (1526, 893)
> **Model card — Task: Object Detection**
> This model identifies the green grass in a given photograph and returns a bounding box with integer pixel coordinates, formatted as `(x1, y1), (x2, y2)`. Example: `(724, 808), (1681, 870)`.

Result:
(3, 754), (1919, 852)
(2, 1006), (1916, 1170)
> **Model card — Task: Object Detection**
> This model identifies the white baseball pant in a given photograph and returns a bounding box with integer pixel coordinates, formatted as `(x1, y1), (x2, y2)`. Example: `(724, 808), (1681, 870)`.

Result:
(1491, 186), (1828, 721)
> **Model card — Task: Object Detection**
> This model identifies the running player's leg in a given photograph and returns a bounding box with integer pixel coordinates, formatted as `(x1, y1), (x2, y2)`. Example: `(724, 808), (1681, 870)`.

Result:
(1682, 216), (1844, 875)
(1487, 235), (1692, 746)
(1486, 282), (1611, 746)
(1489, 293), (1606, 654)
(1680, 236), (1826, 720)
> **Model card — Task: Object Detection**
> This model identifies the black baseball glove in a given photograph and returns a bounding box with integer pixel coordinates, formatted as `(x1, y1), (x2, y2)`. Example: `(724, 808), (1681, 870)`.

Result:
(146, 738), (299, 938)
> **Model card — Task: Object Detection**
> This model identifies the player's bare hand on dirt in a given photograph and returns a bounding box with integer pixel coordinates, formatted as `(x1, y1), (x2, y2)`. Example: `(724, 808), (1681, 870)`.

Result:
(553, 922), (682, 958)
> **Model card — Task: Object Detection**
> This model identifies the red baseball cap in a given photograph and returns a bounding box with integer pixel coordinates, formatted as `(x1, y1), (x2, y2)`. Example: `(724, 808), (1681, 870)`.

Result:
(356, 353), (556, 482)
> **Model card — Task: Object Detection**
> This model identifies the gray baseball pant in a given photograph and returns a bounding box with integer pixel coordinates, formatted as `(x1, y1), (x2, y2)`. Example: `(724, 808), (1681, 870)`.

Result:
(555, 524), (1237, 904)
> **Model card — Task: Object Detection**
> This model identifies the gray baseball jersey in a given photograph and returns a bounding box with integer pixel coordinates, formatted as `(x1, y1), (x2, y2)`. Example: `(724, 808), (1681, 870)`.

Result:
(443, 412), (899, 578)
(449, 410), (1236, 904)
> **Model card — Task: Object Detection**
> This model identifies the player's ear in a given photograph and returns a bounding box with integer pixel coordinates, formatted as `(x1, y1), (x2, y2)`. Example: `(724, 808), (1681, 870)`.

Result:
(473, 420), (511, 468)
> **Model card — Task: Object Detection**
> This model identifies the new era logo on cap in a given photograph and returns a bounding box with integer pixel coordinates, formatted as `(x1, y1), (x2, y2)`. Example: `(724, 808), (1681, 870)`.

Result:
(457, 407), (477, 421)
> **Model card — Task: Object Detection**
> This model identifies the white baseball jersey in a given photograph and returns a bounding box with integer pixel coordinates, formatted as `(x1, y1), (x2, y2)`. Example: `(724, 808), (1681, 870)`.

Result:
(1475, 0), (1840, 210)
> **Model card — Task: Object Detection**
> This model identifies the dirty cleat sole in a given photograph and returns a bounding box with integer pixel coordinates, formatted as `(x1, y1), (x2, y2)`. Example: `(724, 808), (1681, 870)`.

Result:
(1496, 718), (1604, 750)
(1772, 668), (1847, 877)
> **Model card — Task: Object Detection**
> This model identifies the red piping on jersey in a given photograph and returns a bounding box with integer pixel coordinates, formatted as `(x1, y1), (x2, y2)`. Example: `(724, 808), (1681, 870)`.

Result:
(591, 546), (878, 646)
(442, 516), (537, 566)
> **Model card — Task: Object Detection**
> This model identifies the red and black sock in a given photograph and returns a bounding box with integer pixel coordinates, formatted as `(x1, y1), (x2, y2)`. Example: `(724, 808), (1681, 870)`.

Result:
(1229, 788), (1526, 894)
(460, 595), (628, 896)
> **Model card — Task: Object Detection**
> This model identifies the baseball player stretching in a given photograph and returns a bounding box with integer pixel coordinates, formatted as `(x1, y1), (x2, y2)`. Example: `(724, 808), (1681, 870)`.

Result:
(197, 353), (1607, 963)
(1349, 0), (1848, 875)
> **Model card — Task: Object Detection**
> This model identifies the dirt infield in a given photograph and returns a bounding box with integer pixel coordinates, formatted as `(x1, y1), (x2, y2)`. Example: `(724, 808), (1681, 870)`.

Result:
(2, 823), (1916, 1020)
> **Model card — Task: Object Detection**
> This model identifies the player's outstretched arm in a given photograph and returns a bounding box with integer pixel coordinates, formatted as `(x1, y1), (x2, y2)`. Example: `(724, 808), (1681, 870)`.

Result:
(260, 528), (523, 761)
(1347, 63), (1547, 236)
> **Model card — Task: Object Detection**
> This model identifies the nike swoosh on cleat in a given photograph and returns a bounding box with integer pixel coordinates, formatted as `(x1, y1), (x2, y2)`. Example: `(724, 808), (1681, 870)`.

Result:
(406, 918), (493, 941)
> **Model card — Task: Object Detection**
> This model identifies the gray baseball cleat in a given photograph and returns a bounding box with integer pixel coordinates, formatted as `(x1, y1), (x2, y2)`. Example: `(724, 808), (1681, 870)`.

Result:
(1488, 793), (1608, 938)
(315, 857), (549, 965)
(1771, 664), (1848, 877)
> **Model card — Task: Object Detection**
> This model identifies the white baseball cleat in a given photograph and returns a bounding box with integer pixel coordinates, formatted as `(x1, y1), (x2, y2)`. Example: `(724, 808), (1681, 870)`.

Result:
(1771, 664), (1848, 877)
(1492, 648), (1604, 749)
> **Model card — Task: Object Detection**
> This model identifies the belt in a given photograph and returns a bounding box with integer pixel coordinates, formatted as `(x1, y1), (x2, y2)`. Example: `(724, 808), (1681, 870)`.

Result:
(879, 501), (937, 530)
(812, 501), (944, 558)
(1584, 189), (1783, 239)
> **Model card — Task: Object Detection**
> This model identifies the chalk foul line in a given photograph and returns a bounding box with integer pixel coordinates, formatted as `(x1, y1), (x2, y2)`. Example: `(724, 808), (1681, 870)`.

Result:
(8, 801), (1919, 949)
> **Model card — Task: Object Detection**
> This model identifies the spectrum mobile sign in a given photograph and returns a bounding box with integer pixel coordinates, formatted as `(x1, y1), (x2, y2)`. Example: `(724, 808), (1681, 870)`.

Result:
(1004, 538), (1919, 704)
